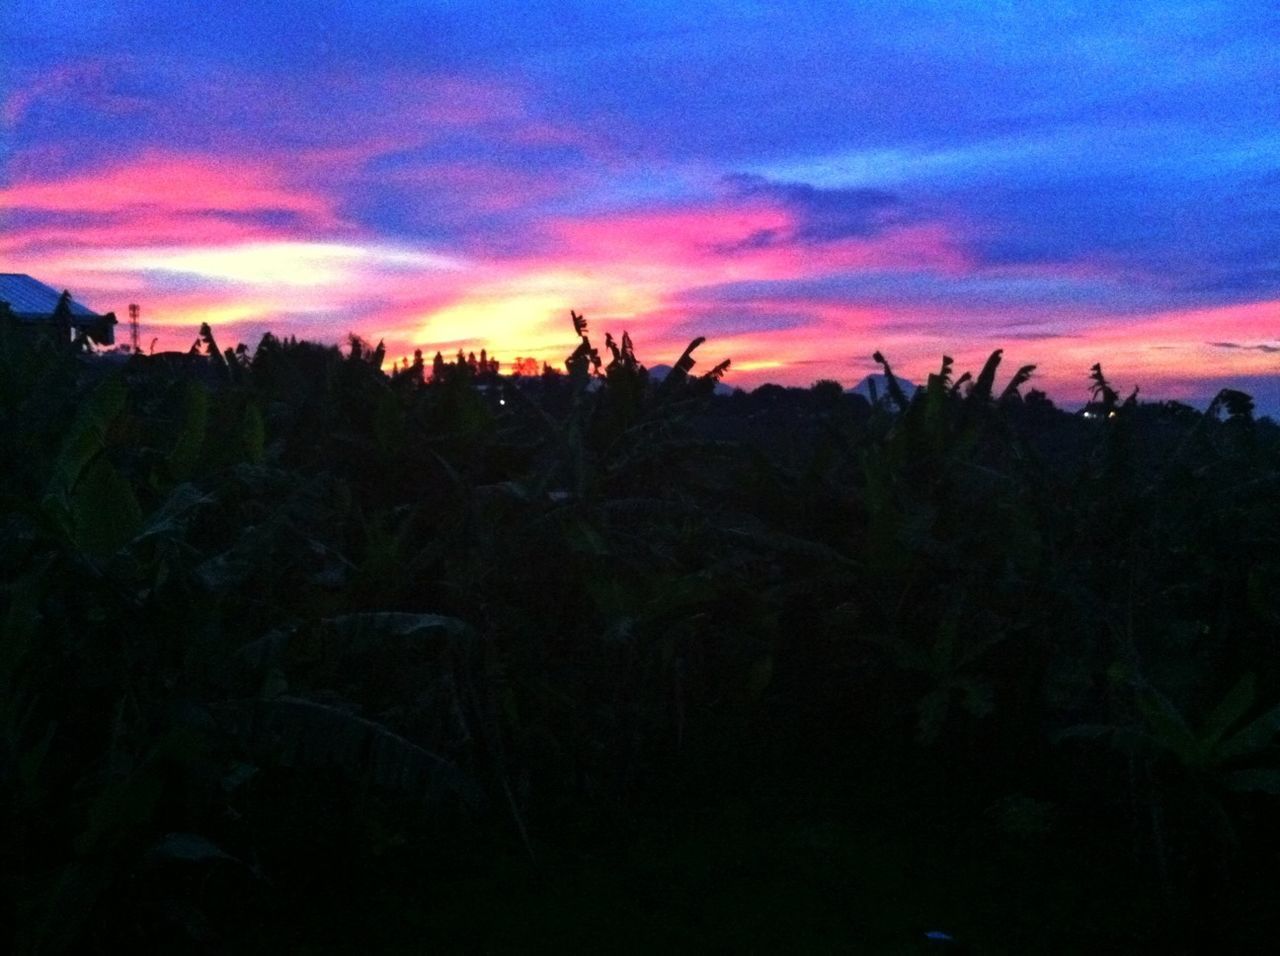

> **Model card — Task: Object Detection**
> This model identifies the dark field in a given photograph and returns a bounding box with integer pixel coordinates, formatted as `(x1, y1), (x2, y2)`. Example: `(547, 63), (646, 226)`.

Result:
(3, 322), (1279, 953)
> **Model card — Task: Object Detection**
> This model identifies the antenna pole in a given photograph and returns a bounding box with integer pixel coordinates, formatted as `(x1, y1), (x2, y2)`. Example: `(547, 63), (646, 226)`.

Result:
(128, 303), (140, 353)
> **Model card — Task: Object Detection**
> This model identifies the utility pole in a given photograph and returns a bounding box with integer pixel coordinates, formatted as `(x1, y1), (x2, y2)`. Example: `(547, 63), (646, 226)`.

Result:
(129, 303), (140, 353)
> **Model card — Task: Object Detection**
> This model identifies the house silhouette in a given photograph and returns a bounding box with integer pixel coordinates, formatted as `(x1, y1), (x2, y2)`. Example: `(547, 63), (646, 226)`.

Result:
(0, 273), (117, 347)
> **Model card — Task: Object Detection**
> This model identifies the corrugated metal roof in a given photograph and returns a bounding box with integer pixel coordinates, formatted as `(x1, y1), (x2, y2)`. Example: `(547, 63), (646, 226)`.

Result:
(0, 273), (102, 319)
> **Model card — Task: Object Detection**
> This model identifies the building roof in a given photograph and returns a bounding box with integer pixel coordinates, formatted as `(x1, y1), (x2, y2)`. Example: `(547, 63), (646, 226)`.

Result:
(0, 273), (104, 319)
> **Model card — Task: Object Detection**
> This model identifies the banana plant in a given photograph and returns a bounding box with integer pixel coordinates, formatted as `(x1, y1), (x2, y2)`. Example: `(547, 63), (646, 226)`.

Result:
(858, 594), (1007, 743)
(1133, 674), (1280, 793)
(1063, 673), (1280, 790)
(1061, 668), (1280, 872)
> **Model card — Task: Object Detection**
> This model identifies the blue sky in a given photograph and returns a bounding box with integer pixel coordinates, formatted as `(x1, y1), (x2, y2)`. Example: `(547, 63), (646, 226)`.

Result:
(2, 1), (1277, 407)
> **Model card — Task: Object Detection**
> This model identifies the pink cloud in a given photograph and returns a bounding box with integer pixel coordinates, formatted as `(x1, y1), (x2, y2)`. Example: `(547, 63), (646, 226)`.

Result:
(548, 203), (790, 267)
(1, 150), (336, 223)
(542, 198), (968, 280)
(1, 211), (310, 259)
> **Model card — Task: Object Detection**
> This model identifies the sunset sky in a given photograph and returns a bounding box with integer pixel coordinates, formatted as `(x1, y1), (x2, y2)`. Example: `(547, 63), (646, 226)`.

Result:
(2, 2), (1277, 409)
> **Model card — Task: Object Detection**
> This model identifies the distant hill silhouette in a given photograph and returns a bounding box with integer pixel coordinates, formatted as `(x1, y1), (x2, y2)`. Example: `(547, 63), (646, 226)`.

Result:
(847, 373), (921, 405)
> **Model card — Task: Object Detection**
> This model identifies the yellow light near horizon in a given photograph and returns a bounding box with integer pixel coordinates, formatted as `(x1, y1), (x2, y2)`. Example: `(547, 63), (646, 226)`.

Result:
(177, 302), (278, 326)
(412, 293), (567, 352)
(403, 271), (665, 354)
(484, 268), (665, 320)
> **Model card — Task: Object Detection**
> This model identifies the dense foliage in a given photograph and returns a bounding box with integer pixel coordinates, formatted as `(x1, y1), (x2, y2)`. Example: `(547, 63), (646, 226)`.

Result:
(3, 318), (1279, 952)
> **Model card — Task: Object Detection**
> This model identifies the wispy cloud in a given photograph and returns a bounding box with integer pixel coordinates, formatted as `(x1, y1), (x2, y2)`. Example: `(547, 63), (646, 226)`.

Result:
(1209, 341), (1280, 353)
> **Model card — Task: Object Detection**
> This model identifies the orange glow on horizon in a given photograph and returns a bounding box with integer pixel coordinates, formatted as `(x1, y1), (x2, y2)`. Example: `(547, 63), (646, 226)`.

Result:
(3, 151), (1275, 410)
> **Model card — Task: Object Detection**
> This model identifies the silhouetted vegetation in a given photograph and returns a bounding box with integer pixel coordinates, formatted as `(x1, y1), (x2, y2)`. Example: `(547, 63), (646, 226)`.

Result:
(2, 314), (1278, 952)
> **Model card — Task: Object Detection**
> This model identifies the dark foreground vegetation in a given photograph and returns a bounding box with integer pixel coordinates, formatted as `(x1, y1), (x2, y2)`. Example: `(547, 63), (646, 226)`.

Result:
(3, 315), (1279, 953)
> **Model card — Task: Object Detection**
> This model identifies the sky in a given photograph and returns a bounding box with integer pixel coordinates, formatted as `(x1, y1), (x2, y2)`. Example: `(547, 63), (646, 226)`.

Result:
(2, 1), (1278, 409)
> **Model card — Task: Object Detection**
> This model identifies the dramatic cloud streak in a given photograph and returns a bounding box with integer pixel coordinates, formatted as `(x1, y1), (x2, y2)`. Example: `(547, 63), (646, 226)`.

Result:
(2, 1), (1277, 410)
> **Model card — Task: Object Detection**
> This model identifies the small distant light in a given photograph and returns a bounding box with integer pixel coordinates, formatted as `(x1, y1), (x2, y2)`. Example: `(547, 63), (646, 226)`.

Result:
(1108, 410), (1117, 418)
(499, 398), (506, 405)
